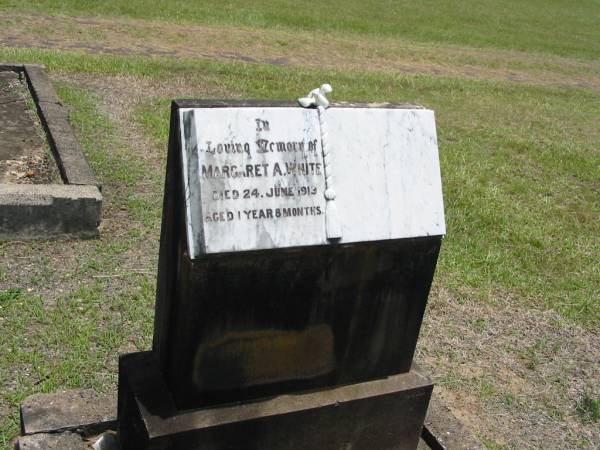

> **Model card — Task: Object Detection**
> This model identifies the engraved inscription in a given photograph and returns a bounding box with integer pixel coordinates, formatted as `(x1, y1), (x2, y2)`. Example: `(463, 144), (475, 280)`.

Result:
(181, 106), (446, 256)
(255, 118), (270, 131)
(196, 114), (325, 228)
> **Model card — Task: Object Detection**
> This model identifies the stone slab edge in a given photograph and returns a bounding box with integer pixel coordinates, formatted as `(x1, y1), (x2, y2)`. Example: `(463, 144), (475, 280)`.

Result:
(20, 389), (117, 438)
(16, 432), (88, 450)
(0, 62), (29, 72)
(0, 184), (102, 240)
(17, 387), (481, 450)
(22, 64), (100, 188)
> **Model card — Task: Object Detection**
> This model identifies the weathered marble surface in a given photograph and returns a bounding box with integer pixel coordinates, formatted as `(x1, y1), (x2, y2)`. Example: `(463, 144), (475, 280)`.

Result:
(180, 106), (445, 256)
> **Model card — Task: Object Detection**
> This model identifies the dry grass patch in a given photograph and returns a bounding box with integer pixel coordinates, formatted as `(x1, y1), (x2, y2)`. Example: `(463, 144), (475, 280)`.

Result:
(418, 285), (600, 448)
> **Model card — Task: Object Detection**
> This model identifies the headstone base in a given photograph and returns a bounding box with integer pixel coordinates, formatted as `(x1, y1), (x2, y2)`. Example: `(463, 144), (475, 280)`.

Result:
(118, 351), (433, 450)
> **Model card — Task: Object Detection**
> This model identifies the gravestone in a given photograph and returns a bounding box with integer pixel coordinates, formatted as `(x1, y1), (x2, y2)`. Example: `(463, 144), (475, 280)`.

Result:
(118, 90), (445, 449)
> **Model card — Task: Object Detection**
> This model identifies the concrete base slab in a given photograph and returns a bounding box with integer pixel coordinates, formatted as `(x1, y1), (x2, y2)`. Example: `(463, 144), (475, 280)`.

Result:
(16, 432), (88, 450)
(21, 389), (116, 436)
(118, 351), (433, 450)
(17, 384), (482, 449)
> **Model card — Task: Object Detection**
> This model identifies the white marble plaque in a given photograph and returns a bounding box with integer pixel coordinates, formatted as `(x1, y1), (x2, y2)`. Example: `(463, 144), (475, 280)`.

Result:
(180, 106), (445, 256)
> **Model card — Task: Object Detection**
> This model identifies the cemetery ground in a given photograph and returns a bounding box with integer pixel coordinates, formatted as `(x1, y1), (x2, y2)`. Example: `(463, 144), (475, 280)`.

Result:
(0, 1), (599, 449)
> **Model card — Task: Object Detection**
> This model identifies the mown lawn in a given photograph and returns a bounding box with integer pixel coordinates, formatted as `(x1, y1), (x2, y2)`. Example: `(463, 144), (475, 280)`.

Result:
(0, 2), (599, 448)
(3, 0), (600, 59)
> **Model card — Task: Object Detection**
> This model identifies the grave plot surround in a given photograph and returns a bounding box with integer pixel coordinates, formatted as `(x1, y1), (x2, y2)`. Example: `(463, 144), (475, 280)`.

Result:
(0, 63), (102, 239)
(151, 100), (445, 409)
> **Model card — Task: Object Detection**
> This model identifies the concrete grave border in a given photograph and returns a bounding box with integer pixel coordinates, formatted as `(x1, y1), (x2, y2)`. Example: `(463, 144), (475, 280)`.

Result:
(0, 63), (102, 239)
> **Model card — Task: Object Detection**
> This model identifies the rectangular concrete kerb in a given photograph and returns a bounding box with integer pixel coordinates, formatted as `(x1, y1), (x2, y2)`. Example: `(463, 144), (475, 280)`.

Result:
(23, 64), (60, 105)
(0, 184), (102, 239)
(35, 101), (98, 186)
(0, 63), (102, 240)
(22, 64), (99, 187)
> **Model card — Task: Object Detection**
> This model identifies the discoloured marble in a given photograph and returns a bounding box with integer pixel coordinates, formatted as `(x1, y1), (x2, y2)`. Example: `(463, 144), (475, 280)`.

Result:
(180, 106), (445, 256)
(151, 101), (445, 411)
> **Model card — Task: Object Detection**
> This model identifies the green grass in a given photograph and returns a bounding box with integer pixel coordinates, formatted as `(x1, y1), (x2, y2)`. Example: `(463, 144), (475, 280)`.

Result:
(576, 391), (600, 424)
(0, 283), (154, 447)
(56, 82), (164, 231)
(0, 9), (599, 445)
(0, 84), (157, 449)
(129, 52), (600, 327)
(483, 440), (513, 450)
(2, 0), (600, 59)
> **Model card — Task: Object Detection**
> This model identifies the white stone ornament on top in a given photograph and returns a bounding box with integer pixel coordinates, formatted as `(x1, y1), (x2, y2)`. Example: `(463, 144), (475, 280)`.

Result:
(298, 84), (341, 240)
(298, 84), (332, 109)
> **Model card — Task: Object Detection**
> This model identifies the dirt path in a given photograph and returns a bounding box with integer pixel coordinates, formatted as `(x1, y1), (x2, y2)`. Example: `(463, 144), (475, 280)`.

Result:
(2, 12), (600, 91)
